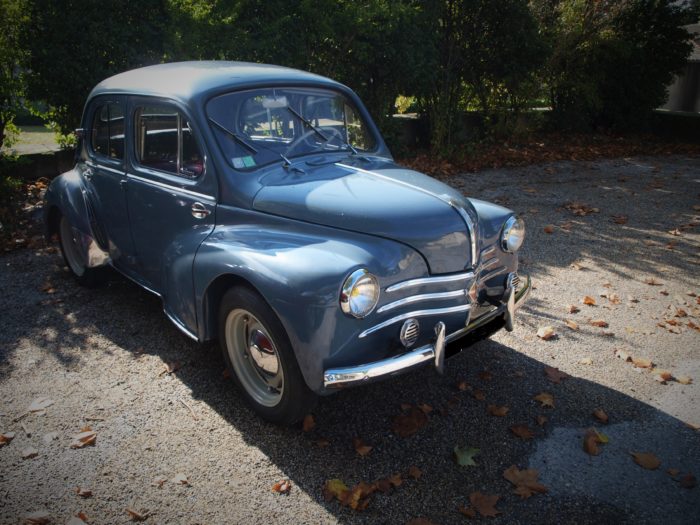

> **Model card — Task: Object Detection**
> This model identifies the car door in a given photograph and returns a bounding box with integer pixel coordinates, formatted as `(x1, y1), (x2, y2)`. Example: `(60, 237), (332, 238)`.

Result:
(84, 96), (136, 265)
(125, 97), (217, 334)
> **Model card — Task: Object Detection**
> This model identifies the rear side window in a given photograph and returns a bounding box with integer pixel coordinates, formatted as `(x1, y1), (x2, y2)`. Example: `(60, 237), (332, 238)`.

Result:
(134, 103), (203, 178)
(91, 102), (124, 160)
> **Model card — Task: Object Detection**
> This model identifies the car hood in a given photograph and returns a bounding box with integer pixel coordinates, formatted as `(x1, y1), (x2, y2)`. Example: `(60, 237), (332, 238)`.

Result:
(252, 158), (477, 274)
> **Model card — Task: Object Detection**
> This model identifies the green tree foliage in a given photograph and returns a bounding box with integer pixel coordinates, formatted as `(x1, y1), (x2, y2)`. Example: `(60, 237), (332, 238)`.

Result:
(413, 0), (545, 153)
(0, 0), (28, 151)
(534, 0), (695, 131)
(24, 0), (169, 134)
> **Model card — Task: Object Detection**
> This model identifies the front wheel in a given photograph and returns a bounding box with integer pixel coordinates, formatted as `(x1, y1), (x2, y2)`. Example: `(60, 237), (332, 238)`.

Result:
(58, 215), (107, 287)
(219, 286), (316, 425)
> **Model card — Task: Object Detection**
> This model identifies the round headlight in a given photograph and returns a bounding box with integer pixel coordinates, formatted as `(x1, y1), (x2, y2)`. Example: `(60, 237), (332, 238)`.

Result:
(501, 216), (525, 252)
(340, 269), (380, 318)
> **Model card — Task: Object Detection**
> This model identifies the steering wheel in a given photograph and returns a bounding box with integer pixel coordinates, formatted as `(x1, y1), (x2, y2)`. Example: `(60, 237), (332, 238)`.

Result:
(283, 128), (319, 158)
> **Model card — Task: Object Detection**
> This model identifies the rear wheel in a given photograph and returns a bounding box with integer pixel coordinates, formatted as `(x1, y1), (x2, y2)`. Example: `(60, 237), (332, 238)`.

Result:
(219, 286), (316, 425)
(58, 215), (107, 287)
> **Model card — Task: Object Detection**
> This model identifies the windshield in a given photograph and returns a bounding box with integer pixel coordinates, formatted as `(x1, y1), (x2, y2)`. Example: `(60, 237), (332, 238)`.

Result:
(206, 87), (377, 170)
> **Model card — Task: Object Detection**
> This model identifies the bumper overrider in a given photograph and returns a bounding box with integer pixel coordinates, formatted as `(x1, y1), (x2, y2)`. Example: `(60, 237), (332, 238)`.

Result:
(323, 272), (531, 389)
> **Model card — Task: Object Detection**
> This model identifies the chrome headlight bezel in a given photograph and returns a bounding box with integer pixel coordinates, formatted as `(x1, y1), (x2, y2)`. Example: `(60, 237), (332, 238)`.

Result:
(501, 215), (525, 253)
(340, 268), (380, 319)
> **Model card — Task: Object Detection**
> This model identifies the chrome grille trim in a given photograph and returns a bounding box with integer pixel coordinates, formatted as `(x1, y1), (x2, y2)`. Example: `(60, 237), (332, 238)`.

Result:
(359, 304), (471, 339)
(481, 256), (499, 271)
(481, 245), (497, 258)
(386, 271), (475, 293)
(377, 289), (466, 313)
(481, 266), (508, 280)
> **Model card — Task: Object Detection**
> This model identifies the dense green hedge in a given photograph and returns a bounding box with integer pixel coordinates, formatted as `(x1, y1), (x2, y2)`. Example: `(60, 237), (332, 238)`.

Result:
(1, 0), (697, 153)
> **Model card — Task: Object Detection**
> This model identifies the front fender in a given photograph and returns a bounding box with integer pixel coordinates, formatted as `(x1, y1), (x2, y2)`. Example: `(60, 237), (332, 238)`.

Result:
(193, 205), (428, 392)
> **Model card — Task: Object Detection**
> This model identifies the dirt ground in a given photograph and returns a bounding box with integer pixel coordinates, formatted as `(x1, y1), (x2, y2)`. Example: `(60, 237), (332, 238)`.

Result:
(1, 155), (699, 524)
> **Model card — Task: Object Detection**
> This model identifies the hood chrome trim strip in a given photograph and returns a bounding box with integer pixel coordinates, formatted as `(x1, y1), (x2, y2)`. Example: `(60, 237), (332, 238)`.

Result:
(386, 271), (475, 293)
(336, 162), (478, 268)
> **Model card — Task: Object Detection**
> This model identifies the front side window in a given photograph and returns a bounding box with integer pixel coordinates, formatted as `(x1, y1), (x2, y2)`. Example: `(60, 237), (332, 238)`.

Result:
(134, 103), (203, 178)
(206, 87), (378, 171)
(91, 102), (124, 160)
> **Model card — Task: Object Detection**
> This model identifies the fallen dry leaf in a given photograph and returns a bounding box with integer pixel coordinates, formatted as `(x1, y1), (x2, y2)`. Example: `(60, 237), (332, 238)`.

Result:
(469, 491), (501, 517)
(579, 357), (592, 365)
(644, 277), (663, 286)
(23, 511), (51, 524)
(571, 262), (584, 270)
(454, 445), (480, 467)
(543, 225), (555, 234)
(668, 468), (680, 477)
(544, 366), (571, 384)
(472, 389), (486, 401)
(126, 508), (149, 522)
(457, 380), (469, 391)
(70, 427), (97, 449)
(408, 466), (422, 480)
(537, 326), (557, 340)
(564, 319), (579, 331)
(680, 473), (697, 489)
(533, 392), (554, 408)
(323, 479), (349, 502)
(0, 431), (15, 447)
(510, 424), (534, 440)
(75, 487), (92, 498)
(417, 403), (433, 415)
(391, 406), (428, 437)
(503, 465), (548, 498)
(536, 415), (548, 426)
(478, 370), (493, 381)
(632, 357), (653, 369)
(151, 477), (167, 488)
(593, 409), (609, 424)
(66, 516), (87, 525)
(632, 452), (661, 470)
(677, 376), (693, 385)
(22, 447), (38, 459)
(655, 370), (673, 383)
(458, 505), (477, 518)
(611, 215), (628, 224)
(28, 397), (54, 413)
(352, 437), (372, 457)
(608, 293), (621, 305)
(302, 414), (315, 432)
(614, 348), (631, 362)
(171, 473), (189, 485)
(590, 319), (609, 328)
(272, 479), (292, 494)
(487, 404), (509, 417)
(315, 437), (331, 448)
(567, 304), (581, 314)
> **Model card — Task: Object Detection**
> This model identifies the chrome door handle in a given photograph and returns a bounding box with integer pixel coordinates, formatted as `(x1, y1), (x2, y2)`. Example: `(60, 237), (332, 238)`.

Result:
(191, 202), (211, 219)
(84, 167), (94, 179)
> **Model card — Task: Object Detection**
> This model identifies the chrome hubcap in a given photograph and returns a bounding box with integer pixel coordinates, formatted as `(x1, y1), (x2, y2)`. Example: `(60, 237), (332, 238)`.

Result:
(225, 309), (283, 407)
(59, 217), (86, 277)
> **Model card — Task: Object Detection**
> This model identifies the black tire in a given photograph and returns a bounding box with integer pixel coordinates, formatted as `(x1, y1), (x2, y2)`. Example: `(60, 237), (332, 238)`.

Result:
(218, 286), (317, 425)
(57, 215), (108, 287)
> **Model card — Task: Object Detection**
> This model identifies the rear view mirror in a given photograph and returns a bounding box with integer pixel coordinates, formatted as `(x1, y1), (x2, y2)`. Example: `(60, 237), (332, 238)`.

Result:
(262, 96), (288, 109)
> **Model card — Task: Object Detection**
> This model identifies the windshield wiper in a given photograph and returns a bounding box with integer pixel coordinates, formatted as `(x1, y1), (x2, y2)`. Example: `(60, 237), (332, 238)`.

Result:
(208, 117), (258, 154)
(286, 106), (329, 142)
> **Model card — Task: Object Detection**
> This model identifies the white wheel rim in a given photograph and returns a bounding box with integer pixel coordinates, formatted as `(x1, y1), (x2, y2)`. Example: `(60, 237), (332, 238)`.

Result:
(59, 217), (86, 277)
(225, 309), (284, 408)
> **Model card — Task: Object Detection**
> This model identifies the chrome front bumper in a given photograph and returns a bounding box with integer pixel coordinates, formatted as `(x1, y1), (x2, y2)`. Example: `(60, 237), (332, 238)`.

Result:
(323, 273), (531, 389)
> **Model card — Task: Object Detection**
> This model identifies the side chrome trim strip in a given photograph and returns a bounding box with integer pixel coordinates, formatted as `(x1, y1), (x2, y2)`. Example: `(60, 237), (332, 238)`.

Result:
(386, 271), (475, 293)
(377, 289), (465, 313)
(359, 304), (471, 339)
(164, 309), (200, 342)
(127, 173), (216, 202)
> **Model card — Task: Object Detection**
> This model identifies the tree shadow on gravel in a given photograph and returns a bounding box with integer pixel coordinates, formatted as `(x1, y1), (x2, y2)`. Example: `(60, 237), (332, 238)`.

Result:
(1, 252), (698, 524)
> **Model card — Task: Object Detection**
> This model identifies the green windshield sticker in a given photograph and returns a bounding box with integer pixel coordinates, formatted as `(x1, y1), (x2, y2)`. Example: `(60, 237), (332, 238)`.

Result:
(232, 156), (256, 169)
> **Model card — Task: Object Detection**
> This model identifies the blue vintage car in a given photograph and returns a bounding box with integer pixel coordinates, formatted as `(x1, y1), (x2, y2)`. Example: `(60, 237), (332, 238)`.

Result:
(44, 61), (530, 424)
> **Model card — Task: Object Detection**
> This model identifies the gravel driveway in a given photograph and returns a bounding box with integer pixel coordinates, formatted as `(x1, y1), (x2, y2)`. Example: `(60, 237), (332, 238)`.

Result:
(1, 155), (699, 524)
